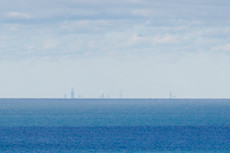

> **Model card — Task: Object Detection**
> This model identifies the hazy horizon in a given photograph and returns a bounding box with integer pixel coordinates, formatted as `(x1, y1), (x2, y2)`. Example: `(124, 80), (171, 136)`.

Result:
(1, 0), (230, 98)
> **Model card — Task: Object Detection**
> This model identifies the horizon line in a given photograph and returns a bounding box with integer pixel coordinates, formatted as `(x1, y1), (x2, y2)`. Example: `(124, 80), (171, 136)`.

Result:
(1, 98), (230, 100)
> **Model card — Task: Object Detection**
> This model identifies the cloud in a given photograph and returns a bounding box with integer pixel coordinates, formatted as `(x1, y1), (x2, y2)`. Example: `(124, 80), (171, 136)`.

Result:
(131, 9), (154, 17)
(212, 44), (230, 52)
(152, 35), (179, 44)
(5, 12), (32, 19)
(1, 0), (230, 61)
(43, 39), (59, 50)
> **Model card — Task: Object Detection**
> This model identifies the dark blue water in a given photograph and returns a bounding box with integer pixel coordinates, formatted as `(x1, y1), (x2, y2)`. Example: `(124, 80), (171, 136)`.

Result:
(0, 99), (230, 152)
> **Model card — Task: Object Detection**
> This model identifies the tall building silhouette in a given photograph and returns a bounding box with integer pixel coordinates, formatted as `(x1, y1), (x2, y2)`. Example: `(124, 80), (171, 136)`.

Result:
(100, 90), (105, 98)
(71, 88), (75, 99)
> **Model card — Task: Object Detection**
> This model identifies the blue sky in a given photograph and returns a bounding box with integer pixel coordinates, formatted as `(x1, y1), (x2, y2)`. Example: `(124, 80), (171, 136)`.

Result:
(1, 0), (230, 98)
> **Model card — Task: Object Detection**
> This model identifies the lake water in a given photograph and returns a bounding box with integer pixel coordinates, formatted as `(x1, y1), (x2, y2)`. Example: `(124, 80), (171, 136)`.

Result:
(0, 98), (229, 152)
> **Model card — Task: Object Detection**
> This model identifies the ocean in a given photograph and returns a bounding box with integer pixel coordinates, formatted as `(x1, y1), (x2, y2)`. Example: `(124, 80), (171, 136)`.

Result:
(0, 98), (229, 152)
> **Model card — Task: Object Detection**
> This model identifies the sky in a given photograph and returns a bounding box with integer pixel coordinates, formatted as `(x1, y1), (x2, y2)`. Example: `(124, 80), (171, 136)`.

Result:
(1, 0), (230, 98)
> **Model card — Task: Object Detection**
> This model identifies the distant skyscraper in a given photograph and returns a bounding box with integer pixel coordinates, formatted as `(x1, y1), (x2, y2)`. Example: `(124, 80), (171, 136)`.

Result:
(170, 91), (174, 99)
(71, 88), (75, 99)
(100, 90), (105, 98)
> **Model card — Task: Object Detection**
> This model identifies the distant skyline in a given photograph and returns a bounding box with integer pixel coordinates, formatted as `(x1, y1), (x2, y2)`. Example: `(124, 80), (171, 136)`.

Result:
(1, 0), (230, 98)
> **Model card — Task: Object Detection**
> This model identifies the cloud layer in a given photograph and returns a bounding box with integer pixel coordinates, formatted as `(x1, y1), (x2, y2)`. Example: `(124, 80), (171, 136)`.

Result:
(1, 0), (230, 60)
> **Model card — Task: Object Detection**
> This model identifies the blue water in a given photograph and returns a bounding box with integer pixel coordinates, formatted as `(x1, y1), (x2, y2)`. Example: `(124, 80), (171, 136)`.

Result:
(0, 99), (230, 152)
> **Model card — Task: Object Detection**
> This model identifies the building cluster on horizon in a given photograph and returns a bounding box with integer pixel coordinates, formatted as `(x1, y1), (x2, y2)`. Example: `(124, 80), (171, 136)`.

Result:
(64, 87), (75, 99)
(64, 88), (116, 99)
(65, 88), (176, 99)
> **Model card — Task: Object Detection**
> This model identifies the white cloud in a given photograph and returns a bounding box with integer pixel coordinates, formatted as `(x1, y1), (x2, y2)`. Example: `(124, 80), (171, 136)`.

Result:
(152, 35), (179, 44)
(126, 34), (146, 47)
(5, 12), (32, 19)
(212, 44), (230, 52)
(43, 39), (59, 50)
(131, 9), (154, 17)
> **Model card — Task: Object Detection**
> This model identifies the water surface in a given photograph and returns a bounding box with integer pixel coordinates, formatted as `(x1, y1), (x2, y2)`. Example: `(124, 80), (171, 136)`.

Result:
(0, 98), (229, 152)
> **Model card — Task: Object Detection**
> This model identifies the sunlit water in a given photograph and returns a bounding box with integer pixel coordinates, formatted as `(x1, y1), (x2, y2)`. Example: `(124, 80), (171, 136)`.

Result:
(0, 99), (230, 152)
